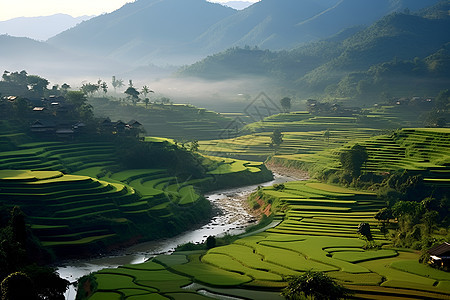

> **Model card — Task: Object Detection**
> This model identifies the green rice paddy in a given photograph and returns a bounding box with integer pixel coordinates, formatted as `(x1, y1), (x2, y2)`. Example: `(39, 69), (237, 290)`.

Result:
(0, 138), (270, 257)
(85, 173), (449, 299)
(1, 116), (448, 300)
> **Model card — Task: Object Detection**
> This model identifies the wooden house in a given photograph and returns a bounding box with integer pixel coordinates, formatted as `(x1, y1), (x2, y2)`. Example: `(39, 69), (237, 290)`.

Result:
(428, 242), (450, 270)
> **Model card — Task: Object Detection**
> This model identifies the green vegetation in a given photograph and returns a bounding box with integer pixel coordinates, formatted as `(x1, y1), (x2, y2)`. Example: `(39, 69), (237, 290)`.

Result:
(82, 124), (449, 299)
(1, 64), (449, 300)
(198, 106), (427, 161)
(0, 206), (69, 299)
(180, 4), (450, 103)
(0, 148), (270, 258)
(90, 97), (235, 141)
(282, 271), (349, 300)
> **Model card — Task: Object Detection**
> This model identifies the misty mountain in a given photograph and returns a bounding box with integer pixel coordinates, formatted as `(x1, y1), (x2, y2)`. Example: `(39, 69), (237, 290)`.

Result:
(0, 14), (93, 41)
(48, 0), (236, 66)
(329, 42), (450, 98)
(47, 0), (439, 66)
(195, 0), (441, 53)
(0, 34), (134, 83)
(299, 8), (450, 90)
(180, 2), (450, 99)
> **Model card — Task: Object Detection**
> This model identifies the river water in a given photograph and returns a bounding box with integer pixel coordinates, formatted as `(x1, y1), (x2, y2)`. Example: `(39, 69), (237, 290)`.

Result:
(58, 174), (298, 300)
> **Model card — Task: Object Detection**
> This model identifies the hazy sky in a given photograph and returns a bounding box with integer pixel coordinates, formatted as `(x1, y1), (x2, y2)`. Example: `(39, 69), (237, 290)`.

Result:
(0, 0), (260, 21)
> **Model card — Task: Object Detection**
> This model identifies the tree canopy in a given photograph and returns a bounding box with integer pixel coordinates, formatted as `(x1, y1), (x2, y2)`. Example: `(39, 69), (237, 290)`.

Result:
(339, 144), (368, 177)
(282, 271), (348, 300)
(280, 97), (292, 113)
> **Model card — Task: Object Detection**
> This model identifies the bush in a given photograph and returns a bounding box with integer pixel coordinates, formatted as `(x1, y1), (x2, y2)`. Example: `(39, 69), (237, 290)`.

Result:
(357, 222), (373, 241)
(206, 236), (216, 249)
(282, 271), (349, 300)
(1, 272), (38, 300)
(273, 183), (286, 191)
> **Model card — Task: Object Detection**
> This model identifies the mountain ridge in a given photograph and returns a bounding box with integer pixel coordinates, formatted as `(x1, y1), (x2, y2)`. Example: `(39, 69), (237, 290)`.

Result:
(179, 2), (450, 100)
(47, 0), (440, 66)
(0, 14), (93, 41)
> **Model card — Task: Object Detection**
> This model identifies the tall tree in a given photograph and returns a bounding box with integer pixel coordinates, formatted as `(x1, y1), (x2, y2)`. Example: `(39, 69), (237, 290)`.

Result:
(111, 76), (124, 92)
(124, 87), (140, 105)
(80, 83), (99, 97)
(339, 144), (368, 177)
(27, 75), (49, 97)
(65, 91), (93, 120)
(270, 129), (283, 148)
(100, 81), (108, 95)
(9, 207), (26, 246)
(141, 85), (154, 99)
(357, 222), (373, 241)
(280, 97), (291, 113)
(60, 83), (70, 96)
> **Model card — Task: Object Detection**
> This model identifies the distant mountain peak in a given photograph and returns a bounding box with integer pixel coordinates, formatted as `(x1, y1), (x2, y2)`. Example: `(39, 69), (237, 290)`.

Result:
(0, 14), (94, 41)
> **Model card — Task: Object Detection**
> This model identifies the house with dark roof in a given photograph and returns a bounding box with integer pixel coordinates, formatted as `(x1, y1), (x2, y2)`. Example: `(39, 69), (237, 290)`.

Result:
(127, 120), (142, 128)
(30, 120), (56, 133)
(428, 242), (450, 270)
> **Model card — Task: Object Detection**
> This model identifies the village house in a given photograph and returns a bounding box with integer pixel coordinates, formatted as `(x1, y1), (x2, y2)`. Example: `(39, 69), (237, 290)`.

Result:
(428, 242), (450, 270)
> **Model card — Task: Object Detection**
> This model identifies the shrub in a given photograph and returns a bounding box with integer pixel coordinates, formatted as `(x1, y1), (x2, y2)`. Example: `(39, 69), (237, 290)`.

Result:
(1, 272), (38, 300)
(273, 183), (285, 191)
(206, 236), (216, 249)
(357, 222), (373, 241)
(282, 271), (349, 300)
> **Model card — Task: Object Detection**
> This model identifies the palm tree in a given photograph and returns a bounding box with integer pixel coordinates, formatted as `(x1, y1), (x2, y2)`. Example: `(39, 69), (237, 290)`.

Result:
(141, 85), (154, 99)
(112, 76), (124, 92)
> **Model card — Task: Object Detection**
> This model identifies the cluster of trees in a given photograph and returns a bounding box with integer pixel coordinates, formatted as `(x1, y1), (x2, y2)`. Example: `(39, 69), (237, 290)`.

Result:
(339, 144), (368, 179)
(0, 206), (69, 299)
(326, 43), (450, 101)
(0, 70), (51, 99)
(373, 170), (449, 250)
(80, 80), (108, 97)
(317, 142), (448, 252)
(424, 89), (450, 128)
(117, 137), (205, 179)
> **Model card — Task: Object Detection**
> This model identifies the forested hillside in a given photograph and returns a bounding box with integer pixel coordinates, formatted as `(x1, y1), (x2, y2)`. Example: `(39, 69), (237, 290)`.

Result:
(180, 1), (450, 102)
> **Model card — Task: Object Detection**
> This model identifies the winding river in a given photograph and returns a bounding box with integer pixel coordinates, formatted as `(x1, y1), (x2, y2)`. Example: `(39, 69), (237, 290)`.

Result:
(58, 174), (298, 300)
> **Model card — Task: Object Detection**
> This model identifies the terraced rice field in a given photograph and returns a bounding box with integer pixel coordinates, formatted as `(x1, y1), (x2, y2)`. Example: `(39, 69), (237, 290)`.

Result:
(86, 181), (450, 299)
(199, 129), (378, 161)
(0, 137), (271, 257)
(270, 128), (450, 187)
(0, 141), (119, 173)
(242, 112), (398, 134)
(90, 100), (236, 141)
(0, 170), (137, 254)
(253, 181), (384, 238)
(80, 127), (449, 299)
(0, 168), (210, 256)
